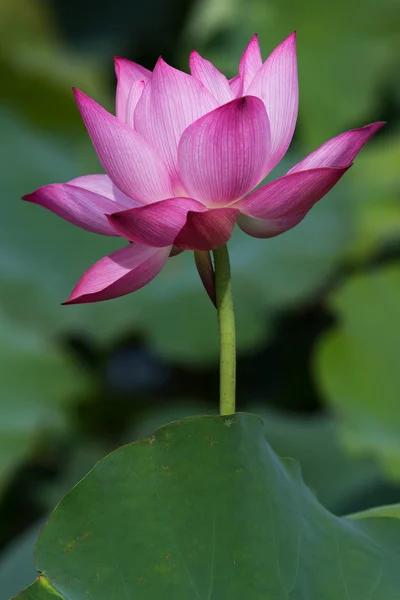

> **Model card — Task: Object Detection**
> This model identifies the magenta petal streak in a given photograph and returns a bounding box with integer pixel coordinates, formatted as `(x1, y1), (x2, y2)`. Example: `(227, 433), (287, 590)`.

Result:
(229, 76), (242, 97)
(239, 34), (263, 95)
(65, 244), (171, 304)
(237, 211), (307, 238)
(107, 197), (206, 247)
(248, 31), (298, 175)
(74, 89), (174, 204)
(178, 96), (271, 206)
(134, 58), (218, 185)
(190, 51), (233, 105)
(237, 167), (349, 219)
(68, 174), (136, 208)
(114, 57), (150, 122)
(288, 122), (386, 172)
(23, 174), (139, 236)
(125, 80), (146, 128)
(174, 208), (239, 251)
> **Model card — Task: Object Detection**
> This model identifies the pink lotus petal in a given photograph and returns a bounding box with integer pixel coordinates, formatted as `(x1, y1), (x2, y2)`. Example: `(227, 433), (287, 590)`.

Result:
(134, 57), (218, 185)
(237, 211), (307, 238)
(174, 207), (239, 250)
(178, 96), (270, 206)
(288, 122), (386, 173)
(194, 250), (216, 306)
(229, 75), (242, 98)
(114, 57), (150, 122)
(248, 32), (298, 174)
(107, 197), (206, 247)
(69, 174), (135, 208)
(239, 34), (263, 94)
(237, 167), (349, 221)
(190, 51), (233, 105)
(23, 174), (138, 236)
(65, 243), (170, 304)
(74, 89), (174, 204)
(125, 79), (146, 128)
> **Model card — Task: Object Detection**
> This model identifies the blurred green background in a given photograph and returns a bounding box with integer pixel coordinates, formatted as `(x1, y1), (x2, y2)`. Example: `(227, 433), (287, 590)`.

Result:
(0, 0), (399, 596)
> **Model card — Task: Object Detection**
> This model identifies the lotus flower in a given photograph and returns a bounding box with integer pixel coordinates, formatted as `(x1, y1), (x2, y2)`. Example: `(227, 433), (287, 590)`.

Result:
(24, 33), (384, 304)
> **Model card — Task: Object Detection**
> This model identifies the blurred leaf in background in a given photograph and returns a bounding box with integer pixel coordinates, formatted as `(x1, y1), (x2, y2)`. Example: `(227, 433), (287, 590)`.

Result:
(0, 0), (108, 134)
(0, 0), (400, 595)
(315, 265), (400, 480)
(346, 134), (400, 261)
(0, 523), (40, 600)
(0, 314), (88, 500)
(184, 0), (400, 145)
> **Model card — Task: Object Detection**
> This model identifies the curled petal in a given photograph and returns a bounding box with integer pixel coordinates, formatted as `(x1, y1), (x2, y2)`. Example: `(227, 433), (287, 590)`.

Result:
(74, 89), (174, 204)
(194, 250), (216, 306)
(23, 174), (138, 236)
(65, 243), (170, 304)
(190, 51), (233, 105)
(114, 57), (150, 122)
(174, 207), (239, 251)
(239, 34), (263, 94)
(108, 197), (206, 247)
(237, 167), (349, 219)
(237, 211), (307, 238)
(125, 79), (146, 128)
(288, 122), (386, 173)
(134, 58), (218, 184)
(178, 96), (270, 206)
(248, 32), (298, 174)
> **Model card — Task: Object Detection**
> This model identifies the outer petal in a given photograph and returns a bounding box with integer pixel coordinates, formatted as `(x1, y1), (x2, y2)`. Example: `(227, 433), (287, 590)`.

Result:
(107, 197), (206, 247)
(74, 89), (174, 204)
(237, 211), (307, 238)
(288, 122), (386, 173)
(236, 121), (384, 238)
(23, 175), (138, 236)
(248, 32), (298, 174)
(190, 51), (233, 105)
(194, 251), (216, 306)
(239, 34), (263, 94)
(134, 58), (218, 185)
(237, 167), (349, 220)
(65, 243), (170, 304)
(174, 207), (239, 250)
(178, 96), (270, 206)
(69, 174), (135, 208)
(114, 57), (150, 122)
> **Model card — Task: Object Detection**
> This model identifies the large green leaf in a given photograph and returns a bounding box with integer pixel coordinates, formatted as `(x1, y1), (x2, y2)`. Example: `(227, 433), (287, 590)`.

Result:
(0, 407), (385, 599)
(130, 402), (381, 512)
(13, 414), (400, 599)
(314, 264), (400, 480)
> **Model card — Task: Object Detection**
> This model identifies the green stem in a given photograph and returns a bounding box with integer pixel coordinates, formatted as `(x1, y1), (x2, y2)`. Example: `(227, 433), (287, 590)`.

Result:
(212, 244), (236, 415)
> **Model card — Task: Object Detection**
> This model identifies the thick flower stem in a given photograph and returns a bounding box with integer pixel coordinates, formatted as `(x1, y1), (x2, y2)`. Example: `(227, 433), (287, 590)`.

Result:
(212, 244), (236, 416)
